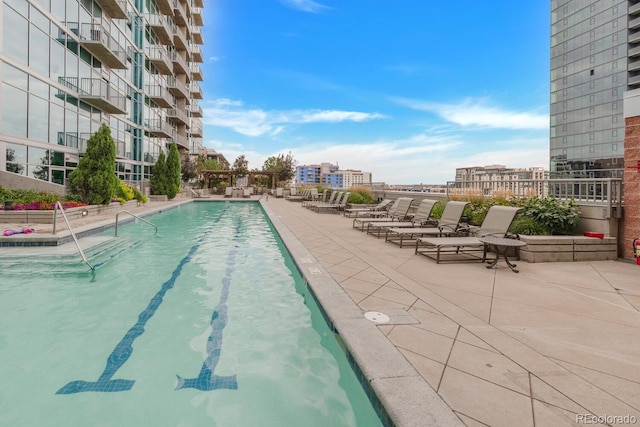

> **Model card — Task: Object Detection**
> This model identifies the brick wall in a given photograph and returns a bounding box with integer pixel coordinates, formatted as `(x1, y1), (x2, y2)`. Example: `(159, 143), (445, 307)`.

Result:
(624, 116), (640, 260)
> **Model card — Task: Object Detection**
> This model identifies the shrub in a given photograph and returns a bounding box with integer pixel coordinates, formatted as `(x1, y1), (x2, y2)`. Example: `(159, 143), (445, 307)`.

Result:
(115, 181), (135, 202)
(150, 151), (167, 195)
(520, 197), (580, 235)
(509, 216), (547, 235)
(165, 142), (181, 199)
(348, 186), (376, 204)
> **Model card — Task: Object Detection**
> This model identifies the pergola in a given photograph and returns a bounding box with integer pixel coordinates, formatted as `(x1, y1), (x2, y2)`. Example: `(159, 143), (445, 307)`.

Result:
(200, 170), (277, 189)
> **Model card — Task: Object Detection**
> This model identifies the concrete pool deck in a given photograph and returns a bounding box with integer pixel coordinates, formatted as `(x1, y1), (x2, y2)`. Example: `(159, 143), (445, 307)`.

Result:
(2, 196), (639, 426)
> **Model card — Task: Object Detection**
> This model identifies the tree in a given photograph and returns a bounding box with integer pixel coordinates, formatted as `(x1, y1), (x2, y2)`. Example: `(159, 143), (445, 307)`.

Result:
(231, 155), (249, 185)
(68, 124), (118, 205)
(165, 142), (181, 199)
(181, 156), (198, 184)
(263, 152), (297, 186)
(6, 148), (25, 175)
(150, 150), (167, 195)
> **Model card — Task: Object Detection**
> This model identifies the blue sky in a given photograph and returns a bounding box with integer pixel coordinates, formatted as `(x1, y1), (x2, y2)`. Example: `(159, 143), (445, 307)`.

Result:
(200, 0), (550, 184)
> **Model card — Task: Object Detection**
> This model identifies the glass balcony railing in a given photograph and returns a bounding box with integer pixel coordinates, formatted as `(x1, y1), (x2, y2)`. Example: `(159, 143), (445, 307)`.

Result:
(77, 23), (127, 69)
(59, 77), (127, 114)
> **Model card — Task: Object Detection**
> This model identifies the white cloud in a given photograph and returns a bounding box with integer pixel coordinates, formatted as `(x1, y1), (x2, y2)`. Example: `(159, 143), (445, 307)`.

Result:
(202, 98), (386, 136)
(395, 97), (549, 130)
(205, 134), (548, 185)
(279, 0), (330, 13)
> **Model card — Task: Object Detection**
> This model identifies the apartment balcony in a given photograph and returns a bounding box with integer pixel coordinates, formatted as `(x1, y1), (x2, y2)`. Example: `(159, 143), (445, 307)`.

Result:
(629, 29), (640, 45)
(95, 0), (127, 19)
(78, 23), (127, 69)
(191, 45), (203, 63)
(629, 58), (640, 72)
(170, 49), (190, 76)
(166, 76), (190, 100)
(631, 1), (640, 15)
(60, 77), (127, 114)
(146, 45), (172, 75)
(189, 120), (203, 137)
(147, 13), (173, 45)
(145, 118), (174, 138)
(174, 132), (189, 149)
(166, 107), (189, 125)
(630, 45), (640, 58)
(630, 15), (640, 30)
(145, 84), (174, 108)
(193, 0), (203, 8)
(188, 101), (203, 117)
(173, 24), (188, 50)
(155, 0), (173, 15)
(182, 0), (192, 17)
(190, 82), (203, 99)
(58, 132), (92, 150)
(173, 0), (188, 26)
(629, 73), (640, 87)
(192, 7), (203, 26)
(192, 27), (203, 44)
(190, 63), (203, 81)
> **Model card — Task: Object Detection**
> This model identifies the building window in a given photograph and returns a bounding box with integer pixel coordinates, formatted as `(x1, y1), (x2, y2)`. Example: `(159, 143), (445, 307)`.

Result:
(590, 120), (594, 127)
(612, 130), (617, 137)
(613, 143), (618, 151)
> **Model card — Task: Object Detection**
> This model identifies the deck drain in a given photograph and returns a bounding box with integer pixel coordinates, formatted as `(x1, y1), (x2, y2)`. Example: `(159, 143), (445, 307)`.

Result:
(364, 311), (390, 324)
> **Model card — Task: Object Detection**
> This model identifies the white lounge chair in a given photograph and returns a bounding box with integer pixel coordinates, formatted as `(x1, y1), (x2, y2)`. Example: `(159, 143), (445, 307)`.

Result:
(343, 199), (393, 218)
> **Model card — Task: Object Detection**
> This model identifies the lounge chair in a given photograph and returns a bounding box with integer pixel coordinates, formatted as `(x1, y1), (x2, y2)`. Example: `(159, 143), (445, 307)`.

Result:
(312, 192), (351, 214)
(190, 188), (206, 198)
(224, 187), (233, 198)
(366, 199), (438, 238)
(415, 205), (522, 264)
(384, 200), (469, 247)
(343, 199), (393, 218)
(243, 187), (252, 198)
(352, 197), (414, 231)
(286, 188), (311, 202)
(306, 191), (340, 209)
(276, 188), (284, 198)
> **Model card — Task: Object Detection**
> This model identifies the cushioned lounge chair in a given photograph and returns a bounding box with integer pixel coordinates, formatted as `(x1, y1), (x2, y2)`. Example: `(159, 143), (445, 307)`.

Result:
(365, 199), (438, 238)
(306, 191), (340, 209)
(415, 205), (522, 263)
(352, 197), (414, 231)
(384, 200), (469, 247)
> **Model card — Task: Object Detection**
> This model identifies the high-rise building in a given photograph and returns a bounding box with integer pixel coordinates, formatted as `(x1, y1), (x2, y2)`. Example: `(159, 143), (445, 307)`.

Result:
(295, 162), (371, 189)
(550, 0), (627, 179)
(0, 0), (204, 189)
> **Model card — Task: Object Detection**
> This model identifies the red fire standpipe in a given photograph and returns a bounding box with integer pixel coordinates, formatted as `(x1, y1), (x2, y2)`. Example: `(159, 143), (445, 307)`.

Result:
(634, 238), (640, 265)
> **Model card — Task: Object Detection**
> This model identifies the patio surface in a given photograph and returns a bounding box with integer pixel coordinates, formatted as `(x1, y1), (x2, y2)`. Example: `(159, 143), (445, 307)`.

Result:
(2, 195), (639, 426)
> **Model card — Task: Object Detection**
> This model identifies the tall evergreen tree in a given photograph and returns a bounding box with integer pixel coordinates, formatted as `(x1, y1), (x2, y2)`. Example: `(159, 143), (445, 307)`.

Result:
(166, 142), (181, 199)
(68, 124), (118, 205)
(150, 150), (167, 195)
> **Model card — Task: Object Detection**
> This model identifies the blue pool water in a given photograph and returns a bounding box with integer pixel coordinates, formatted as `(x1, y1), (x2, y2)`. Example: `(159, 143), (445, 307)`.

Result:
(0, 202), (383, 426)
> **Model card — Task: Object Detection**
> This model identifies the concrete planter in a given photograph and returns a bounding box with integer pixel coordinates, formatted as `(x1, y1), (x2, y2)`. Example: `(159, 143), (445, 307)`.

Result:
(0, 201), (139, 224)
(519, 235), (618, 262)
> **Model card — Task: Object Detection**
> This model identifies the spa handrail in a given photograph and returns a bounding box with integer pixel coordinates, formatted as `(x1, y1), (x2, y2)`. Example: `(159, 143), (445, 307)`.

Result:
(52, 201), (94, 270)
(114, 210), (158, 237)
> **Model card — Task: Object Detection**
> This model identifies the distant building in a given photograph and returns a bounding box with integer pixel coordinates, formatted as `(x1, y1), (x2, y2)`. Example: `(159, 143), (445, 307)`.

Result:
(201, 148), (230, 169)
(453, 165), (549, 197)
(296, 163), (372, 189)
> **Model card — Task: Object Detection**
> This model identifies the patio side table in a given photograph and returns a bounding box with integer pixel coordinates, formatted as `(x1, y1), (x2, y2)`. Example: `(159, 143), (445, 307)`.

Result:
(479, 236), (527, 273)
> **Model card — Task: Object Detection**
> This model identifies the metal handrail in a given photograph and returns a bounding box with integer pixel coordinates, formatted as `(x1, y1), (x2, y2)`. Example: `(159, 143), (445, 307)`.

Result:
(115, 210), (158, 237)
(52, 201), (94, 270)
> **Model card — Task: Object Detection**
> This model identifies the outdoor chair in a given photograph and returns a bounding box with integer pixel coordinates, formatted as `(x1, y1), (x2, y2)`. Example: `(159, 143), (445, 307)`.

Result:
(305, 191), (340, 209)
(224, 187), (233, 198)
(366, 199), (438, 238)
(352, 197), (414, 231)
(311, 192), (351, 214)
(384, 200), (469, 247)
(415, 205), (522, 264)
(343, 199), (393, 218)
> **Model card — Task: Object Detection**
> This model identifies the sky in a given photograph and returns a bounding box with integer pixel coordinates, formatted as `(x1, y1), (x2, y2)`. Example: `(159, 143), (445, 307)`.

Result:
(199, 0), (550, 184)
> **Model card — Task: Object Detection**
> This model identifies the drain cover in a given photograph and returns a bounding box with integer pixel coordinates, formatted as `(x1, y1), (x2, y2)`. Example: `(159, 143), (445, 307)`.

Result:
(364, 311), (390, 324)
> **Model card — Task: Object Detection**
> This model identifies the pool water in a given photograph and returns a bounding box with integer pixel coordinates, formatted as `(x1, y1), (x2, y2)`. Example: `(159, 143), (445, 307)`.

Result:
(0, 202), (383, 426)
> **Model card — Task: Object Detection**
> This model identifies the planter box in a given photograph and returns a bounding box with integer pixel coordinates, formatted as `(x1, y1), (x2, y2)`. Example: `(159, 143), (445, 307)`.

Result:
(0, 202), (137, 224)
(148, 195), (168, 202)
(519, 235), (617, 262)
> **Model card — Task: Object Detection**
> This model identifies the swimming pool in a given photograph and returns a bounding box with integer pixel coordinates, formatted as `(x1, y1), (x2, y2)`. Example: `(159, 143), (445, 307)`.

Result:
(0, 202), (383, 426)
